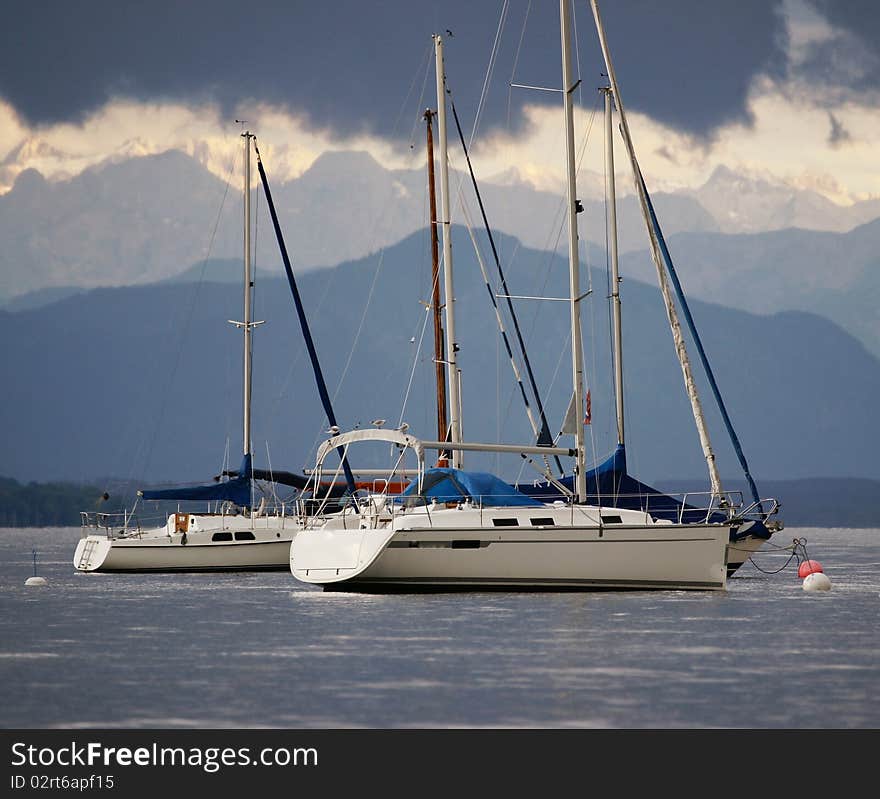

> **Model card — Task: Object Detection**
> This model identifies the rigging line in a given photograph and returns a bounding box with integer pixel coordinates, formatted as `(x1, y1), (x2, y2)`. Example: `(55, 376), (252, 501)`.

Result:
(263, 440), (278, 509)
(638, 169), (763, 511)
(601, 100), (618, 464)
(397, 295), (434, 430)
(329, 46), (436, 429)
(506, 0), (532, 129)
(496, 93), (602, 449)
(572, 0), (584, 107)
(401, 220), (443, 436)
(450, 101), (559, 463)
(459, 197), (553, 472)
(470, 0), (510, 147)
(253, 183), (260, 281)
(459, 212), (553, 473)
(132, 140), (240, 490)
(409, 171), (436, 440)
(548, 327), (573, 444)
(535, 98), (604, 459)
(253, 141), (358, 499)
(590, 0), (722, 499)
(379, 445), (410, 497)
(265, 196), (338, 463)
(582, 222), (603, 492)
(313, 443), (351, 517)
(406, 42), (436, 149)
(520, 93), (600, 379)
(602, 121), (615, 399)
(331, 246), (387, 408)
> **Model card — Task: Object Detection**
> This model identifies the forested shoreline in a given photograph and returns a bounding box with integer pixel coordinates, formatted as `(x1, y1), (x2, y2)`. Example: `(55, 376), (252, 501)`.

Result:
(1, 475), (878, 528)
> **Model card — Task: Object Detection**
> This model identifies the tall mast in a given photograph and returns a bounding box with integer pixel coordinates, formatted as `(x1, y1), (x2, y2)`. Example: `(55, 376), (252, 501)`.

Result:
(560, 0), (587, 502)
(434, 33), (463, 468)
(424, 109), (449, 459)
(603, 87), (625, 446)
(589, 0), (722, 497)
(242, 130), (254, 460)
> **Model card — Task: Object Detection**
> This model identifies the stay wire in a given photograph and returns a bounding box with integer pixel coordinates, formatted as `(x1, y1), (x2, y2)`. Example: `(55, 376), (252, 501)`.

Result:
(130, 139), (239, 494)
(470, 0), (510, 147)
(450, 99), (560, 471)
(506, 0), (532, 129)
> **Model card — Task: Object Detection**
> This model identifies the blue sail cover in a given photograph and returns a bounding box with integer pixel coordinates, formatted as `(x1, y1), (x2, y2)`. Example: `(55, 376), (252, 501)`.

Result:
(140, 454), (254, 508)
(400, 467), (544, 507)
(515, 445), (725, 524)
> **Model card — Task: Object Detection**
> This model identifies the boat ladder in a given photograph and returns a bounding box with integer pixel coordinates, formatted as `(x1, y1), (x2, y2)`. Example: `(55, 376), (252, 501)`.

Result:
(77, 538), (99, 570)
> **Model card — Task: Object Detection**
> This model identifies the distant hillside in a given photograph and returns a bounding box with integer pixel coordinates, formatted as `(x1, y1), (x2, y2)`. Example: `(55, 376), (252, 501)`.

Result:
(0, 476), (109, 527)
(1, 475), (877, 529)
(621, 218), (880, 358)
(0, 148), (714, 305)
(1, 226), (878, 489)
(658, 478), (880, 529)
(3, 148), (879, 364)
(686, 165), (880, 234)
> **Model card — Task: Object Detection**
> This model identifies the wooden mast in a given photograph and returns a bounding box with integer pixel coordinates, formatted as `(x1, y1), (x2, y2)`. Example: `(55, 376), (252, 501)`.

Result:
(424, 109), (449, 465)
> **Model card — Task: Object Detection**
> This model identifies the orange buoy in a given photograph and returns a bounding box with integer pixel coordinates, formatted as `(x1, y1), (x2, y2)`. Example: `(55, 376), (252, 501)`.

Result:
(798, 560), (824, 578)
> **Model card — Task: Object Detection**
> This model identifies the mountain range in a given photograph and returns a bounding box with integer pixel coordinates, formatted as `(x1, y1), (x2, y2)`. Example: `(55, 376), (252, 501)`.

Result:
(2, 226), (878, 500)
(3, 147), (879, 362)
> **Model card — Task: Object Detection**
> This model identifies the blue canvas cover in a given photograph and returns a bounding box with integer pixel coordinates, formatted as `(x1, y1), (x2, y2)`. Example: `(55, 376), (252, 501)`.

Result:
(140, 454), (254, 508)
(400, 467), (544, 507)
(515, 445), (726, 524)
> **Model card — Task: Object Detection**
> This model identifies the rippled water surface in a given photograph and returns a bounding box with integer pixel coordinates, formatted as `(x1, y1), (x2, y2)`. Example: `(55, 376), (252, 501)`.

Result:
(1, 527), (877, 728)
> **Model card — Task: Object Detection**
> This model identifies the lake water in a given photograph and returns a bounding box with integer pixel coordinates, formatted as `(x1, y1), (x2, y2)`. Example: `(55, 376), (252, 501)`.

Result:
(0, 526), (877, 729)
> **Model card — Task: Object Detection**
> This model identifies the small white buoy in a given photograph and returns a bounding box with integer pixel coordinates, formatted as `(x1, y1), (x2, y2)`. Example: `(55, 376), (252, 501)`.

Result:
(803, 572), (832, 592)
(26, 548), (47, 587)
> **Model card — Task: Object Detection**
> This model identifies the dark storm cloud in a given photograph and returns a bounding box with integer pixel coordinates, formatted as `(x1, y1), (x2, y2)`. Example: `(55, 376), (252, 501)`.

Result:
(801, 1), (880, 94)
(1, 1), (787, 140)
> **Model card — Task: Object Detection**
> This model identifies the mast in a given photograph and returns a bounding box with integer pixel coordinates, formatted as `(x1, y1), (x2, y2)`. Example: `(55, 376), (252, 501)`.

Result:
(603, 87), (624, 446)
(434, 33), (463, 469)
(589, 0), (723, 497)
(559, 0), (587, 502)
(242, 130), (254, 461)
(424, 109), (449, 461)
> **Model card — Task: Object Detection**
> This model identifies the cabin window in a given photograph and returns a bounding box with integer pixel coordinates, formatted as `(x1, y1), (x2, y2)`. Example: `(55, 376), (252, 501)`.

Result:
(601, 515), (622, 524)
(492, 518), (519, 527)
(234, 531), (256, 541)
(530, 517), (555, 526)
(211, 532), (233, 542)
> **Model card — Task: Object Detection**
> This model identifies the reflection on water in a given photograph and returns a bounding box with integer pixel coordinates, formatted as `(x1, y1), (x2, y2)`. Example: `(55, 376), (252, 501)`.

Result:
(0, 527), (877, 728)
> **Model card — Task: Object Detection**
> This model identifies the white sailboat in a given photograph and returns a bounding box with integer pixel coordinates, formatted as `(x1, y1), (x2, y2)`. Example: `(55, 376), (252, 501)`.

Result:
(74, 132), (300, 572)
(289, 8), (733, 592)
(584, 0), (783, 573)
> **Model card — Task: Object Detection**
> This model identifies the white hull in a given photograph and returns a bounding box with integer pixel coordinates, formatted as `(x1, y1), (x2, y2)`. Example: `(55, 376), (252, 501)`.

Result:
(75, 513), (298, 572)
(291, 503), (729, 592)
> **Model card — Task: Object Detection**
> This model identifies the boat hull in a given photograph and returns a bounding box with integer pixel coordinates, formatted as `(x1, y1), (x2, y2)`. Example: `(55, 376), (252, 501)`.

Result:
(291, 518), (729, 592)
(75, 517), (298, 572)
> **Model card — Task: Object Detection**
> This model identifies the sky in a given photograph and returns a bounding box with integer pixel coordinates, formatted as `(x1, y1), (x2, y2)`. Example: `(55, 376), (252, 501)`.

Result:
(2, 0), (880, 202)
